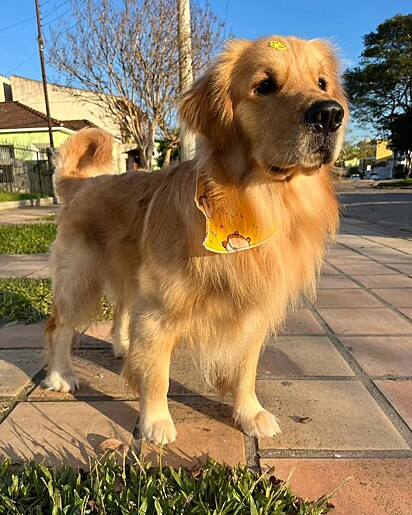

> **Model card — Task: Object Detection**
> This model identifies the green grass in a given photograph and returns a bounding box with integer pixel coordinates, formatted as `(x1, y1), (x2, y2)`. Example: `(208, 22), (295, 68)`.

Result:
(0, 455), (339, 514)
(0, 278), (113, 324)
(0, 192), (41, 202)
(376, 178), (412, 188)
(0, 223), (57, 254)
(0, 278), (53, 323)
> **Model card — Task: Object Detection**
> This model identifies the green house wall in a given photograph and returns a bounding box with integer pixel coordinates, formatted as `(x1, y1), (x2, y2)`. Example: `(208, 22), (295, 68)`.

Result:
(0, 129), (71, 148)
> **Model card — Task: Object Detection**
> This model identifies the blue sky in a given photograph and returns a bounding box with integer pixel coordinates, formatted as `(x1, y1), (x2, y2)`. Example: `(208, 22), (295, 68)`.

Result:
(0, 0), (410, 82)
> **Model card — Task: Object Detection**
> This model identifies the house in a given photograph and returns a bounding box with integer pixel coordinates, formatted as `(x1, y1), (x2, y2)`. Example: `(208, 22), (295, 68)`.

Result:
(0, 74), (159, 172)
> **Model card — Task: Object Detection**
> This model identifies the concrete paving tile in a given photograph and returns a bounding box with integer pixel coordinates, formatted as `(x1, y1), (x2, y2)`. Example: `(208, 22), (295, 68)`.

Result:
(395, 246), (412, 255)
(0, 255), (23, 266)
(0, 349), (44, 396)
(398, 308), (412, 319)
(169, 347), (216, 396)
(317, 275), (360, 289)
(0, 321), (45, 349)
(0, 261), (47, 272)
(259, 458), (412, 515)
(359, 249), (412, 264)
(320, 263), (340, 275)
(340, 337), (412, 376)
(143, 399), (245, 467)
(386, 263), (412, 276)
(30, 349), (131, 400)
(317, 308), (412, 335)
(375, 380), (412, 431)
(0, 400), (139, 467)
(315, 289), (383, 308)
(79, 322), (113, 347)
(281, 310), (325, 335)
(327, 255), (373, 265)
(375, 254), (412, 265)
(259, 336), (354, 377)
(26, 268), (50, 278)
(371, 289), (412, 308)
(353, 274), (412, 288)
(0, 269), (32, 278)
(17, 254), (50, 262)
(364, 237), (411, 247)
(256, 380), (408, 451)
(333, 263), (393, 275)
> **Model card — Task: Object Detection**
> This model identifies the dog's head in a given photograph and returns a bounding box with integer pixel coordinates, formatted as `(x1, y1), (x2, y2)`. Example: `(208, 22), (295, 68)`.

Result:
(179, 36), (347, 180)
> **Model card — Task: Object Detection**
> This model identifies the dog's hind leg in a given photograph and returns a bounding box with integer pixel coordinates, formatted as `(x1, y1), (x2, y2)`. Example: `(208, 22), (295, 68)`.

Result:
(45, 252), (103, 392)
(44, 313), (79, 392)
(111, 303), (131, 358)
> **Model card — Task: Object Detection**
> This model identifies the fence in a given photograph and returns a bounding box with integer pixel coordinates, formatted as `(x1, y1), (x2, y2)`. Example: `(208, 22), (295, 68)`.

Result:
(0, 142), (53, 197)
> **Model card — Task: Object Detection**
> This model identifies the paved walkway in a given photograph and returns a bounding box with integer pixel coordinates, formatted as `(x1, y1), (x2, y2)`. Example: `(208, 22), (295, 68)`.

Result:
(0, 214), (412, 514)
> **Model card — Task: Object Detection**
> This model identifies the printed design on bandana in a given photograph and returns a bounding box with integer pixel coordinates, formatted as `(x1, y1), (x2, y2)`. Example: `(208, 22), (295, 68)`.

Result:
(268, 40), (287, 51)
(195, 177), (277, 254)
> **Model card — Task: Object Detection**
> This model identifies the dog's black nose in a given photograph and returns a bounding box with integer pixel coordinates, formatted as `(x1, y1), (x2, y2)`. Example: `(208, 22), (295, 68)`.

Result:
(305, 101), (344, 135)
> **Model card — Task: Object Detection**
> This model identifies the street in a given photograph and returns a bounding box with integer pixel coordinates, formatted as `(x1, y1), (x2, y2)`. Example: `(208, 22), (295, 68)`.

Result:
(339, 182), (412, 235)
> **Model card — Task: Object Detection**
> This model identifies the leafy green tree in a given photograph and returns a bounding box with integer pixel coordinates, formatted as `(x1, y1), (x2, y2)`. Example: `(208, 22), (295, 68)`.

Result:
(387, 110), (412, 177)
(345, 14), (412, 130)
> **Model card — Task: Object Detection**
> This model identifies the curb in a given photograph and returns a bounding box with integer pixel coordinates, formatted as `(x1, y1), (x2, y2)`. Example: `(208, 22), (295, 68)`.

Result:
(0, 197), (55, 211)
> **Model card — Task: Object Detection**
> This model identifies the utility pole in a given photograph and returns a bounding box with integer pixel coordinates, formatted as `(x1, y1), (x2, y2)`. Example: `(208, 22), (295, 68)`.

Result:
(35, 0), (54, 150)
(178, 0), (195, 161)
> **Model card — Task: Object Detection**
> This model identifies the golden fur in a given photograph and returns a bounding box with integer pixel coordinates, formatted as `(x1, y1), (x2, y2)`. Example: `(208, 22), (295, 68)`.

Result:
(45, 36), (346, 444)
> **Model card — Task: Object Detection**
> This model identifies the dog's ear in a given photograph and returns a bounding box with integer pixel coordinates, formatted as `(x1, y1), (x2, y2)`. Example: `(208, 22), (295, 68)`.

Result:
(178, 39), (251, 149)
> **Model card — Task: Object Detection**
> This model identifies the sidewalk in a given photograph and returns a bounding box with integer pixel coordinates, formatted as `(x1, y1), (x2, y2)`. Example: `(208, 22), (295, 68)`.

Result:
(0, 217), (411, 514)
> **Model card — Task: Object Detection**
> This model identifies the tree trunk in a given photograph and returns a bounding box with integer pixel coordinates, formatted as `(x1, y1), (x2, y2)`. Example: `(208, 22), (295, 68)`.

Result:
(162, 147), (172, 169)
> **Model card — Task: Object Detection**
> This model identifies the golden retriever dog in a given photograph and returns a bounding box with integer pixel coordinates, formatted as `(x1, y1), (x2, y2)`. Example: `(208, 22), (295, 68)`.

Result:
(45, 36), (347, 445)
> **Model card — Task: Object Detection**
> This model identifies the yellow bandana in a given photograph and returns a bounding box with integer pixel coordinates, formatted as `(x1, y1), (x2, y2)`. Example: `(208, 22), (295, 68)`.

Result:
(195, 178), (277, 253)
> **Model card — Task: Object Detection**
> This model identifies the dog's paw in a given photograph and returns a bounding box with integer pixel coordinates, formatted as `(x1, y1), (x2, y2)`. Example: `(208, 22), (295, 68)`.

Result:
(112, 339), (129, 359)
(140, 417), (177, 445)
(237, 410), (281, 438)
(45, 371), (80, 393)
(112, 345), (128, 359)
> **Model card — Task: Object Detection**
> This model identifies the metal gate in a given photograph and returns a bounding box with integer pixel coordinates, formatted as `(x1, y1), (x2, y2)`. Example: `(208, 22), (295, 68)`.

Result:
(0, 143), (53, 197)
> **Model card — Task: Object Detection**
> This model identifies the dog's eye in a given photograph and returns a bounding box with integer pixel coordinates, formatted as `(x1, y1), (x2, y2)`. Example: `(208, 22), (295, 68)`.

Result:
(318, 78), (327, 91)
(255, 77), (277, 95)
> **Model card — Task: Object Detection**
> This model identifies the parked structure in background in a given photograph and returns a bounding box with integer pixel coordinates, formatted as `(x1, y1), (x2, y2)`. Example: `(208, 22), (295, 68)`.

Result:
(0, 101), (99, 197)
(0, 75), (161, 173)
(344, 138), (407, 179)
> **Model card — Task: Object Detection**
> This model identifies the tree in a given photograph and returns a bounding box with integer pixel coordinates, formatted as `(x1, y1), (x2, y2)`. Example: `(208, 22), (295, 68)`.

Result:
(335, 139), (374, 170)
(345, 14), (412, 132)
(48, 0), (224, 170)
(388, 110), (412, 177)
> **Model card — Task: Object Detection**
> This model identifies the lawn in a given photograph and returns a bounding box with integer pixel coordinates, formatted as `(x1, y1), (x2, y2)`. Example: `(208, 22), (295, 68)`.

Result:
(0, 278), (113, 323)
(0, 192), (41, 203)
(0, 223), (57, 254)
(0, 455), (337, 514)
(376, 178), (412, 188)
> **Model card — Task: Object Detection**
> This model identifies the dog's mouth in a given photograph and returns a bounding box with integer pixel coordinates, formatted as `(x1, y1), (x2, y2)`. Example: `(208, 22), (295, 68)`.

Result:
(266, 145), (336, 177)
(266, 162), (323, 177)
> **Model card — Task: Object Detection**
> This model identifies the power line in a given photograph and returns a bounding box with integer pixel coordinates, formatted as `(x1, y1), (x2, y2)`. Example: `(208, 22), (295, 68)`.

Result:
(0, 15), (35, 33)
(0, 0), (69, 33)
(6, 51), (38, 76)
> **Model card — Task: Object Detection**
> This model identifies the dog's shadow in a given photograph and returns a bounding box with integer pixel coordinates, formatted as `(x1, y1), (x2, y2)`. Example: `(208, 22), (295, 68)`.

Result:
(0, 330), (236, 467)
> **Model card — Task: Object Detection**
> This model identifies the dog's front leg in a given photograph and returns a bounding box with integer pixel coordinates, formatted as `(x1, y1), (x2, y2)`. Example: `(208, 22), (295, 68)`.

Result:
(232, 329), (281, 438)
(124, 315), (177, 445)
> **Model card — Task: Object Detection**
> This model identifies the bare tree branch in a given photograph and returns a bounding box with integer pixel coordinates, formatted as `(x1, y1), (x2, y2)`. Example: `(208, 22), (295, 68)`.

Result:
(47, 0), (224, 169)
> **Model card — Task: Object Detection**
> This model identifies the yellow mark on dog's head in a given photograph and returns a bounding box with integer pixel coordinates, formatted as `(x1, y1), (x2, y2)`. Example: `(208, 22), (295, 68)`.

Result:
(269, 40), (287, 51)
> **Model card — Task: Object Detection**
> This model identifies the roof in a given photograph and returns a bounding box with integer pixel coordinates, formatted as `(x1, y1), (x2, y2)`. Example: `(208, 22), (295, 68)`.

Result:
(0, 101), (96, 131)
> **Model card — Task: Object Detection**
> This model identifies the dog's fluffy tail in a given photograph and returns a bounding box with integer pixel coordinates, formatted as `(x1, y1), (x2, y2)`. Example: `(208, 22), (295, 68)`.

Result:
(55, 128), (114, 203)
